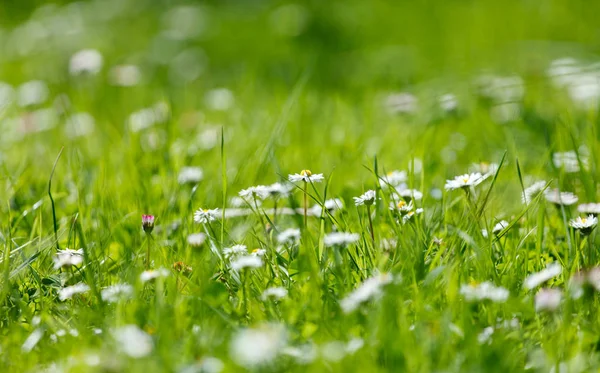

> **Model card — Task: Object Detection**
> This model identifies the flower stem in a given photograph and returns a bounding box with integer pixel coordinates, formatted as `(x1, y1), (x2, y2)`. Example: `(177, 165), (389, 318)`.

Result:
(367, 204), (375, 247)
(146, 234), (151, 269)
(303, 181), (308, 229)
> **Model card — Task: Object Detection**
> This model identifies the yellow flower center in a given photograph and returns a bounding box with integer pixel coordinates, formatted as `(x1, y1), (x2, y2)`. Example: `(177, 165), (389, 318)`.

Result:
(397, 201), (406, 208)
(300, 169), (312, 177)
(252, 248), (260, 253)
(582, 218), (587, 223)
(203, 209), (208, 212)
(462, 177), (469, 183)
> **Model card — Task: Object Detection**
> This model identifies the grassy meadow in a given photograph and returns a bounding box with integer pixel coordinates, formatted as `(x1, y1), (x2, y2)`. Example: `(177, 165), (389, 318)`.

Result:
(3, 0), (600, 372)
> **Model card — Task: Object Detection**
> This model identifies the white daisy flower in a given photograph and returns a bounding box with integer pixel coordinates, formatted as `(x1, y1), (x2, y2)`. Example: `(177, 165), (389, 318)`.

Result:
(177, 167), (203, 184)
(470, 162), (499, 179)
(187, 233), (207, 247)
(288, 169), (324, 183)
(69, 49), (103, 76)
(101, 284), (134, 303)
(553, 150), (588, 173)
(58, 283), (90, 301)
(390, 200), (414, 213)
(524, 263), (562, 290)
(17, 80), (48, 107)
(477, 327), (494, 344)
(229, 324), (287, 368)
(113, 325), (153, 358)
(261, 287), (288, 301)
(53, 248), (84, 269)
(251, 248), (266, 257)
(396, 187), (424, 201)
(353, 190), (376, 206)
(340, 273), (393, 313)
(439, 93), (458, 112)
(444, 173), (485, 191)
(379, 170), (407, 188)
(229, 196), (258, 208)
(324, 232), (360, 247)
(482, 220), (509, 238)
(277, 228), (301, 244)
(402, 208), (424, 223)
(265, 182), (292, 198)
(460, 282), (509, 303)
(109, 64), (141, 87)
(231, 255), (263, 271)
(140, 268), (170, 283)
(239, 185), (271, 200)
(544, 189), (579, 206)
(193, 208), (220, 223)
(522, 180), (547, 204)
(384, 92), (418, 114)
(281, 343), (318, 365)
(311, 198), (344, 215)
(223, 244), (248, 259)
(578, 203), (600, 215)
(569, 215), (597, 235)
(535, 288), (562, 312)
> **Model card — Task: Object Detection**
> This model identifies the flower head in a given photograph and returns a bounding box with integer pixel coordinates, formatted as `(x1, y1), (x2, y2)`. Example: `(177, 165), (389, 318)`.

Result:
(266, 182), (292, 198)
(396, 187), (423, 201)
(311, 198), (344, 215)
(251, 248), (266, 257)
(101, 284), (134, 303)
(445, 173), (485, 191)
(340, 273), (393, 313)
(353, 190), (376, 206)
(239, 185), (271, 200)
(194, 208), (220, 224)
(482, 220), (509, 238)
(69, 49), (103, 76)
(53, 248), (84, 270)
(535, 288), (562, 312)
(140, 268), (170, 283)
(231, 255), (263, 271)
(379, 170), (407, 188)
(177, 167), (203, 185)
(277, 228), (301, 244)
(460, 282), (509, 303)
(58, 283), (90, 301)
(324, 232), (360, 247)
(524, 263), (562, 290)
(187, 233), (207, 247)
(569, 215), (598, 235)
(173, 261), (193, 274)
(223, 244), (248, 259)
(288, 170), (324, 183)
(578, 203), (600, 215)
(230, 324), (287, 368)
(113, 325), (153, 358)
(522, 180), (547, 204)
(544, 189), (579, 206)
(261, 287), (288, 301)
(142, 215), (155, 233)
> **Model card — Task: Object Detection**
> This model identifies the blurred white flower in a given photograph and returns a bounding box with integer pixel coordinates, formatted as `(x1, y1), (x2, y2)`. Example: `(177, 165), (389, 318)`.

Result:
(277, 228), (301, 244)
(396, 187), (423, 201)
(69, 49), (103, 75)
(251, 248), (266, 257)
(101, 284), (134, 303)
(205, 88), (234, 111)
(482, 220), (509, 238)
(58, 283), (90, 301)
(553, 151), (587, 173)
(179, 357), (224, 373)
(223, 244), (248, 259)
(569, 215), (597, 235)
(522, 180), (547, 204)
(379, 170), (407, 188)
(187, 233), (207, 247)
(578, 203), (600, 215)
(439, 93), (458, 112)
(17, 80), (48, 107)
(65, 112), (95, 138)
(239, 185), (271, 201)
(230, 324), (287, 368)
(261, 287), (288, 301)
(265, 182), (291, 198)
(340, 273), (393, 313)
(402, 208), (424, 223)
(311, 198), (344, 215)
(140, 268), (170, 283)
(22, 328), (43, 353)
(460, 282), (509, 303)
(113, 325), (153, 358)
(324, 232), (360, 247)
(535, 288), (562, 312)
(109, 65), (141, 86)
(524, 263), (562, 290)
(353, 190), (376, 206)
(384, 92), (418, 114)
(53, 248), (84, 269)
(544, 189), (578, 206)
(178, 167), (203, 184)
(445, 173), (485, 191)
(231, 255), (263, 271)
(281, 343), (317, 365)
(477, 327), (494, 344)
(288, 170), (324, 183)
(194, 208), (220, 223)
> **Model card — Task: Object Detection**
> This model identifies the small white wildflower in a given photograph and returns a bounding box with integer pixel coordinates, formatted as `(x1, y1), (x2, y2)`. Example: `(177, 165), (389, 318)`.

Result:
(205, 88), (235, 111)
(281, 343), (318, 365)
(524, 263), (562, 290)
(439, 93), (458, 112)
(311, 198), (344, 215)
(535, 288), (562, 312)
(390, 199), (414, 213)
(482, 220), (509, 238)
(229, 324), (287, 368)
(477, 327), (494, 344)
(113, 325), (153, 358)
(251, 248), (266, 257)
(58, 283), (90, 301)
(187, 233), (207, 247)
(288, 169), (324, 183)
(22, 328), (43, 353)
(231, 255), (263, 271)
(578, 203), (600, 215)
(223, 244), (248, 259)
(53, 248), (84, 269)
(384, 92), (418, 114)
(193, 208), (220, 223)
(346, 338), (364, 354)
(445, 173), (485, 191)
(109, 64), (141, 86)
(396, 187), (423, 201)
(178, 167), (203, 184)
(265, 182), (291, 198)
(460, 282), (509, 303)
(239, 185), (271, 200)
(553, 151), (587, 173)
(17, 80), (48, 107)
(101, 284), (134, 303)
(379, 170), (407, 187)
(544, 189), (579, 206)
(140, 268), (170, 283)
(277, 228), (301, 244)
(353, 190), (376, 206)
(324, 232), (360, 247)
(340, 273), (393, 313)
(522, 180), (547, 204)
(261, 287), (288, 301)
(569, 215), (598, 235)
(69, 49), (103, 75)
(402, 208), (424, 223)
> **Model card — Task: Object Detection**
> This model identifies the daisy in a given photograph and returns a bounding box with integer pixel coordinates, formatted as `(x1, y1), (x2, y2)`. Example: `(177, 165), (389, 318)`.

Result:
(396, 187), (423, 201)
(229, 324), (287, 368)
(251, 248), (266, 257)
(311, 198), (344, 215)
(439, 93), (458, 112)
(177, 167), (203, 184)
(553, 151), (587, 173)
(569, 215), (598, 235)
(223, 244), (248, 259)
(187, 233), (207, 247)
(390, 200), (414, 213)
(379, 170), (407, 188)
(265, 182), (291, 198)
(69, 49), (103, 76)
(261, 287), (288, 301)
(535, 288), (562, 312)
(140, 268), (170, 283)
(482, 220), (509, 238)
(277, 228), (301, 244)
(524, 263), (562, 290)
(340, 273), (393, 313)
(193, 208), (220, 223)
(288, 169), (324, 183)
(522, 180), (547, 204)
(460, 282), (509, 303)
(402, 208), (424, 223)
(53, 249), (84, 269)
(444, 173), (485, 191)
(101, 284), (134, 303)
(470, 162), (499, 178)
(239, 185), (270, 200)
(231, 255), (263, 271)
(353, 190), (376, 206)
(113, 325), (153, 358)
(578, 203), (600, 215)
(142, 214), (155, 233)
(58, 283), (90, 301)
(544, 189), (579, 206)
(109, 64), (141, 87)
(324, 232), (360, 247)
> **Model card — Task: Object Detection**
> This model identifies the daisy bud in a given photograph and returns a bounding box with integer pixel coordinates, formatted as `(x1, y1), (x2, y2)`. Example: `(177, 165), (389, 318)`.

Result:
(142, 214), (155, 233)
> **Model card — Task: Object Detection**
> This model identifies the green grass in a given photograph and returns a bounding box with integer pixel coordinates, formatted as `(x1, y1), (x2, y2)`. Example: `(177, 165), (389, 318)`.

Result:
(2, 0), (600, 372)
